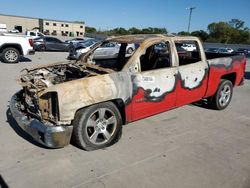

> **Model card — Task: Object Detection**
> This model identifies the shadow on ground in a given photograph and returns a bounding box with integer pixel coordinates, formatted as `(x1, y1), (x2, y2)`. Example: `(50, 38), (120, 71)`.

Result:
(6, 108), (83, 150)
(245, 72), (250, 80)
(190, 99), (215, 110)
(0, 174), (9, 188)
(0, 57), (31, 64)
(6, 108), (47, 149)
(20, 56), (32, 62)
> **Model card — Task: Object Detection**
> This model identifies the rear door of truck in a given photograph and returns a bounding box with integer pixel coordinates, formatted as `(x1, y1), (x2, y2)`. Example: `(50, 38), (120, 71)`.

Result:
(174, 39), (208, 106)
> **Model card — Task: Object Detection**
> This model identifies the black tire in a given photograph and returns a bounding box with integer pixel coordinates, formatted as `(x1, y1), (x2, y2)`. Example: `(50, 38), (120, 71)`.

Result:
(72, 102), (122, 151)
(210, 79), (233, 110)
(127, 47), (134, 54)
(37, 45), (45, 51)
(67, 46), (74, 52)
(2, 47), (20, 63)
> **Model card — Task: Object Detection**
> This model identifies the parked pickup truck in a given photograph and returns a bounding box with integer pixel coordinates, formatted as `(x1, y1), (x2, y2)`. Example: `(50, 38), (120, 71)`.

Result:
(0, 33), (35, 63)
(10, 35), (246, 150)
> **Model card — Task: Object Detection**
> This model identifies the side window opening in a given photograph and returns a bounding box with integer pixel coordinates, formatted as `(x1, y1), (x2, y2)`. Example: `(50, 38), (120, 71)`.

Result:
(175, 40), (201, 66)
(140, 42), (171, 72)
(90, 42), (133, 71)
(30, 32), (35, 36)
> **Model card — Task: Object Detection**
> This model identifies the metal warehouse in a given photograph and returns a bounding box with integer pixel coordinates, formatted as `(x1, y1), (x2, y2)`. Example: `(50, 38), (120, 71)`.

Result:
(0, 13), (85, 37)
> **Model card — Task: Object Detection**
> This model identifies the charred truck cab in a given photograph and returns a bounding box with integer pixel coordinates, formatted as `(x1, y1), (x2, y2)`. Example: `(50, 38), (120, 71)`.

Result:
(10, 35), (246, 150)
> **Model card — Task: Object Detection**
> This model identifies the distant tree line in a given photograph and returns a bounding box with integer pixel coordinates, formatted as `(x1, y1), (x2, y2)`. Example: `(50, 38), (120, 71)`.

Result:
(85, 26), (168, 35)
(86, 18), (250, 44)
(178, 19), (250, 44)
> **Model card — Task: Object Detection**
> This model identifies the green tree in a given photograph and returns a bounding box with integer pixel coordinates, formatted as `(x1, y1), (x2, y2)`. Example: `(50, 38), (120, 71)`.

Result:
(207, 19), (250, 44)
(229, 19), (244, 29)
(178, 31), (190, 36)
(153, 27), (168, 34)
(191, 30), (209, 41)
(141, 27), (152, 34)
(207, 22), (231, 43)
(110, 27), (129, 35)
(85, 26), (97, 33)
(128, 27), (142, 34)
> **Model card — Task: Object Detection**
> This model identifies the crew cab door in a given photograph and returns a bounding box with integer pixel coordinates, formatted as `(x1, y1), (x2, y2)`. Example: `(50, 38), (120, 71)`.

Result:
(174, 39), (208, 106)
(130, 40), (178, 121)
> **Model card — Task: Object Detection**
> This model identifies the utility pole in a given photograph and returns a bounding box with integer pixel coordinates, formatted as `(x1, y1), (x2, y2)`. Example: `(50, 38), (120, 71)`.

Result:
(187, 7), (196, 33)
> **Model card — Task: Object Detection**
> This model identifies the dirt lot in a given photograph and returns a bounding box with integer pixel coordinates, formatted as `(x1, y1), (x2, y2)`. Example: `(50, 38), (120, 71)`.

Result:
(0, 52), (250, 188)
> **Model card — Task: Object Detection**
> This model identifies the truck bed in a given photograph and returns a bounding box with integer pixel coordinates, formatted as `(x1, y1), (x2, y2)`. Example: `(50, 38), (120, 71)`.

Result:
(205, 52), (240, 60)
(204, 53), (246, 98)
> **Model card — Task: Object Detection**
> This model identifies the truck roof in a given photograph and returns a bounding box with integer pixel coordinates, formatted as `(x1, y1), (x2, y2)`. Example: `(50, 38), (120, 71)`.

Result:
(106, 34), (200, 43)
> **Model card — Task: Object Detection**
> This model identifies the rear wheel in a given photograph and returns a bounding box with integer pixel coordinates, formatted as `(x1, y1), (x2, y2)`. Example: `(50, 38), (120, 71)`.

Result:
(127, 47), (134, 54)
(2, 47), (20, 63)
(210, 79), (233, 110)
(72, 102), (122, 150)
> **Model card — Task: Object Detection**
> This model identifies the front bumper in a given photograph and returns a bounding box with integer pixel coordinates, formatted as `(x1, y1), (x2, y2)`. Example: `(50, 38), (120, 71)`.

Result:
(9, 92), (73, 148)
(67, 51), (81, 60)
(67, 54), (78, 60)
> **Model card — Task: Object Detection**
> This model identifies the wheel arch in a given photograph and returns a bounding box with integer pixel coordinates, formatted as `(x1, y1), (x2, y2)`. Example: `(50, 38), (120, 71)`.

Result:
(73, 98), (127, 125)
(221, 72), (236, 86)
(0, 43), (23, 55)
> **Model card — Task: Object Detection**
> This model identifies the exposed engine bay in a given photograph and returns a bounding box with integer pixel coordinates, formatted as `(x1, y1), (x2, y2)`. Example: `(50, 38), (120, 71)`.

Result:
(15, 37), (134, 125)
(17, 62), (114, 124)
(20, 62), (113, 91)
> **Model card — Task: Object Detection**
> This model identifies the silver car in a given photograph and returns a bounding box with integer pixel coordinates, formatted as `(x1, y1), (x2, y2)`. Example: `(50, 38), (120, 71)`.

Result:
(69, 41), (136, 60)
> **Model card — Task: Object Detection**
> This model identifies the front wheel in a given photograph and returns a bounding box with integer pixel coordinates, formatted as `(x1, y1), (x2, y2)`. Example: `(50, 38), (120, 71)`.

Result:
(72, 102), (122, 150)
(2, 47), (20, 63)
(210, 79), (233, 110)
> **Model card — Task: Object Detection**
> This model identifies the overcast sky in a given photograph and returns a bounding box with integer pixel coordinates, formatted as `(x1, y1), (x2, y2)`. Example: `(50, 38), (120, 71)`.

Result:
(0, 0), (249, 33)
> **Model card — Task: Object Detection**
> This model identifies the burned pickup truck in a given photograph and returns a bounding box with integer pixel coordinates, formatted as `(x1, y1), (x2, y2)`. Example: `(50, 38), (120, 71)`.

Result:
(10, 35), (246, 150)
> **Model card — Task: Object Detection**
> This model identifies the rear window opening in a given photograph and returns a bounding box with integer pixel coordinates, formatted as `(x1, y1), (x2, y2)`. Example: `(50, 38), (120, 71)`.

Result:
(174, 40), (201, 66)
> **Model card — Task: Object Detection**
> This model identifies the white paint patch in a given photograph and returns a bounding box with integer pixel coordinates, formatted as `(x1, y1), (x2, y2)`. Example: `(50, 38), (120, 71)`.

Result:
(208, 57), (232, 67)
(179, 64), (206, 89)
(135, 71), (176, 98)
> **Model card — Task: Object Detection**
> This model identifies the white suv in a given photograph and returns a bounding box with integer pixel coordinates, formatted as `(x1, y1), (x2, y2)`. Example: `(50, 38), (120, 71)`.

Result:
(181, 43), (197, 51)
(0, 33), (35, 63)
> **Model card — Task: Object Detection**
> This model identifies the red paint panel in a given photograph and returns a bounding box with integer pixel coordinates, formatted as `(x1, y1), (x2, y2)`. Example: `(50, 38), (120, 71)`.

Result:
(175, 76), (208, 107)
(129, 88), (176, 121)
(125, 103), (133, 122)
(205, 58), (246, 98)
(125, 57), (246, 123)
(204, 66), (224, 98)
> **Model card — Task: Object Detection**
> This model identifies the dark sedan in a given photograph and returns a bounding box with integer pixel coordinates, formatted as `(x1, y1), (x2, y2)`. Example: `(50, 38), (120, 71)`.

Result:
(33, 37), (72, 52)
(235, 48), (250, 57)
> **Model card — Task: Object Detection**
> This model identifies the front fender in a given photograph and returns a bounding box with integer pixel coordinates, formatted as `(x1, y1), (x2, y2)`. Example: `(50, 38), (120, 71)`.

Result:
(42, 73), (132, 122)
